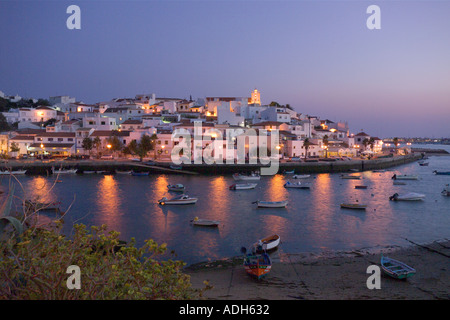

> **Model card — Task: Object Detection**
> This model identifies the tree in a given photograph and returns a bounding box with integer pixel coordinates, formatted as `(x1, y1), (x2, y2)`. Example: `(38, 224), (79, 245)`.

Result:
(322, 135), (329, 158)
(127, 134), (156, 161)
(369, 137), (375, 152)
(393, 137), (399, 154)
(81, 137), (93, 156)
(93, 137), (102, 157)
(362, 138), (369, 150)
(302, 138), (312, 160)
(10, 142), (20, 154)
(0, 113), (11, 131)
(107, 136), (123, 155)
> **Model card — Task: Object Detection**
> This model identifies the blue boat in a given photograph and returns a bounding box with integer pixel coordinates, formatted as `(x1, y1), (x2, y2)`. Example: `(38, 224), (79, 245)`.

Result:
(381, 255), (416, 280)
(433, 170), (450, 175)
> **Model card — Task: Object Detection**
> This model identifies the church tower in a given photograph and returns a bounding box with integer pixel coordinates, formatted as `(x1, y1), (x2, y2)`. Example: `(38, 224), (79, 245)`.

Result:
(249, 89), (261, 105)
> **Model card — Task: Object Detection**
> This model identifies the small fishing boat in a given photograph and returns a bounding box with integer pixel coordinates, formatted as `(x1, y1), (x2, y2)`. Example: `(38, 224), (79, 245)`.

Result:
(167, 184), (185, 192)
(354, 185), (367, 189)
(418, 161), (429, 166)
(158, 194), (198, 205)
(242, 248), (272, 279)
(252, 234), (281, 254)
(131, 171), (149, 176)
(381, 255), (416, 280)
(116, 170), (132, 174)
(433, 170), (450, 175)
(393, 181), (407, 185)
(292, 174), (310, 179)
(284, 181), (310, 189)
(283, 170), (295, 174)
(190, 217), (220, 227)
(0, 169), (27, 175)
(52, 167), (77, 174)
(391, 174), (418, 180)
(389, 192), (425, 201)
(254, 200), (288, 208)
(441, 184), (450, 196)
(341, 174), (361, 180)
(229, 183), (257, 190)
(340, 203), (367, 210)
(233, 173), (261, 181)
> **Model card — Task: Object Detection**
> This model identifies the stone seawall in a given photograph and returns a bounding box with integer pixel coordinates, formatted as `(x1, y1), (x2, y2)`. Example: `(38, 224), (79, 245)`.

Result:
(1, 153), (422, 175)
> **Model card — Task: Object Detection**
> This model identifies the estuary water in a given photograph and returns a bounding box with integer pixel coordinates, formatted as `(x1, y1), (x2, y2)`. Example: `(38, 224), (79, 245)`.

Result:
(2, 144), (449, 266)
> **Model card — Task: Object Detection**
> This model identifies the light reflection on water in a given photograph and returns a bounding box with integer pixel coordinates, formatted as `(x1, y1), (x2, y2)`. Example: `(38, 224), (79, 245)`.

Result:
(3, 145), (450, 265)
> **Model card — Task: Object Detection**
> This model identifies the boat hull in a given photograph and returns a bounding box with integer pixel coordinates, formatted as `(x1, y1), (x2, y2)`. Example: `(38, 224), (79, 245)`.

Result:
(229, 183), (257, 190)
(244, 253), (272, 279)
(340, 204), (367, 210)
(256, 201), (288, 208)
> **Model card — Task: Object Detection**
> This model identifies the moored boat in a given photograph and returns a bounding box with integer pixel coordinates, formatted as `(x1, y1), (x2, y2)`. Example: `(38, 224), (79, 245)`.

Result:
(0, 169), (27, 175)
(433, 170), (450, 175)
(52, 167), (77, 174)
(158, 194), (198, 205)
(381, 255), (416, 280)
(354, 185), (367, 189)
(391, 174), (418, 180)
(340, 203), (367, 210)
(252, 234), (281, 254)
(418, 161), (429, 166)
(292, 174), (310, 179)
(283, 170), (295, 174)
(254, 200), (288, 208)
(389, 192), (425, 201)
(229, 183), (257, 190)
(116, 170), (132, 174)
(243, 251), (272, 279)
(341, 174), (361, 180)
(190, 217), (220, 227)
(131, 171), (149, 176)
(284, 181), (310, 189)
(233, 173), (261, 181)
(167, 184), (185, 192)
(442, 184), (450, 196)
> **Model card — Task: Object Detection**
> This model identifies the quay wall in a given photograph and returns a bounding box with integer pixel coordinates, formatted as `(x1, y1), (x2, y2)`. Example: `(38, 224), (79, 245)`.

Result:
(1, 153), (422, 175)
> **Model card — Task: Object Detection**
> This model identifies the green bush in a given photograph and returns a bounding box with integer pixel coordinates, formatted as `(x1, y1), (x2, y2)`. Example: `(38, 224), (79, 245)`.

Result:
(0, 223), (204, 299)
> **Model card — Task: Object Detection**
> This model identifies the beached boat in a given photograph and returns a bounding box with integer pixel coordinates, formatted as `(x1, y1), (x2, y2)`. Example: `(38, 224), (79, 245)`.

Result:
(252, 234), (281, 254)
(254, 200), (288, 208)
(340, 203), (367, 210)
(284, 181), (310, 189)
(292, 174), (310, 179)
(190, 217), (220, 227)
(381, 255), (416, 280)
(233, 173), (261, 181)
(52, 167), (77, 174)
(167, 184), (185, 192)
(341, 175), (361, 180)
(389, 192), (425, 201)
(0, 169), (27, 175)
(229, 183), (257, 190)
(131, 171), (149, 176)
(243, 251), (272, 279)
(441, 184), (450, 196)
(158, 194), (198, 205)
(391, 174), (418, 180)
(433, 170), (450, 175)
(354, 185), (368, 189)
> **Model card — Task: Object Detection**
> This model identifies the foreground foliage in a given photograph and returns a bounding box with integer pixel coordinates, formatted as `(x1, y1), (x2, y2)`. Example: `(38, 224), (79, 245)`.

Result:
(0, 223), (203, 299)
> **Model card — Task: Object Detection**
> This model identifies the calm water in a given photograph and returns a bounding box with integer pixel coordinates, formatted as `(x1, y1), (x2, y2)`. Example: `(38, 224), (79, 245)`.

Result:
(2, 144), (449, 265)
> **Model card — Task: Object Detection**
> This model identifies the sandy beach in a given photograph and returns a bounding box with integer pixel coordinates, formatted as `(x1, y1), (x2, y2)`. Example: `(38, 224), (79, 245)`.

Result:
(186, 240), (450, 300)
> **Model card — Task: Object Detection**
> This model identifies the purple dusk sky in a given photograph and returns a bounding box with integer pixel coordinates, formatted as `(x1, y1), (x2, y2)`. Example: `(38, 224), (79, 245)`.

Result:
(0, 0), (449, 138)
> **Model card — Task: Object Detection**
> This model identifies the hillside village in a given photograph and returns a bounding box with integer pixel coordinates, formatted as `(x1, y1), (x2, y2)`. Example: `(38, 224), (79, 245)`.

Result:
(0, 89), (385, 162)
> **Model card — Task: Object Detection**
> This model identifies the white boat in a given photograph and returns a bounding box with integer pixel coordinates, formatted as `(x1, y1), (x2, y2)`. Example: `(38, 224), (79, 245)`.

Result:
(284, 181), (310, 189)
(341, 174), (361, 180)
(158, 194), (197, 205)
(389, 192), (425, 201)
(254, 200), (288, 208)
(53, 167), (77, 174)
(229, 183), (257, 190)
(116, 170), (132, 174)
(252, 234), (281, 253)
(0, 169), (27, 175)
(391, 174), (418, 180)
(190, 217), (220, 227)
(292, 174), (310, 179)
(167, 184), (185, 192)
(232, 173), (260, 181)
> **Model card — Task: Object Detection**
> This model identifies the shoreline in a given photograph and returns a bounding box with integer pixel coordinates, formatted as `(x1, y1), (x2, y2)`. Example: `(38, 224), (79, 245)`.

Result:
(0, 153), (422, 175)
(186, 239), (450, 300)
